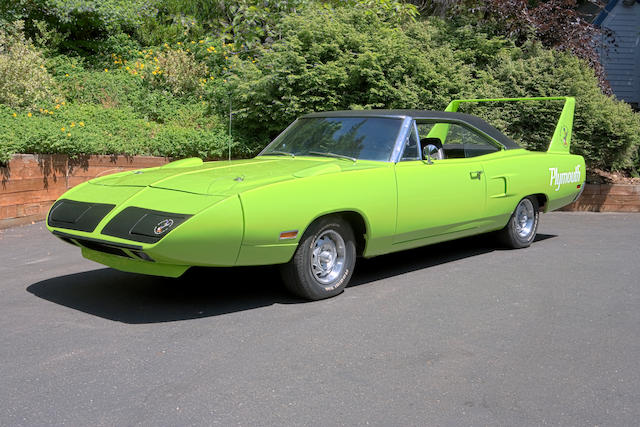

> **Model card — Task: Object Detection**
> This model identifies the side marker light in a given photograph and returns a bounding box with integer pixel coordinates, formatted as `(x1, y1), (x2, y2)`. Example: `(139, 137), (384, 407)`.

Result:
(279, 230), (299, 240)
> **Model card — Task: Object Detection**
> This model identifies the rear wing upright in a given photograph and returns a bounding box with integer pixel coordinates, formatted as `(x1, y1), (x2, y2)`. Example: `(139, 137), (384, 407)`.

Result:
(441, 97), (576, 154)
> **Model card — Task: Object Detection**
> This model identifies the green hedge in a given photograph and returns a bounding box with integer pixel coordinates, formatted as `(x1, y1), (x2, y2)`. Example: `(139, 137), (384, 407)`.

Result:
(0, 103), (232, 164)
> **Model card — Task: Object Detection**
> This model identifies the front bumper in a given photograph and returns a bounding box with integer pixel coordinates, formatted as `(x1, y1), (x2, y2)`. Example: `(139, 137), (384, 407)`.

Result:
(47, 186), (245, 274)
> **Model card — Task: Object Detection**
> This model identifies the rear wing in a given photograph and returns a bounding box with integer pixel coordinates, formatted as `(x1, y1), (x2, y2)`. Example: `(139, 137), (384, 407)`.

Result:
(441, 97), (576, 154)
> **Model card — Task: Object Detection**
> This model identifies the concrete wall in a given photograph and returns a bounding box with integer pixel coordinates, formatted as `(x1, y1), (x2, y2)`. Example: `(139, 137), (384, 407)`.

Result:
(0, 154), (169, 229)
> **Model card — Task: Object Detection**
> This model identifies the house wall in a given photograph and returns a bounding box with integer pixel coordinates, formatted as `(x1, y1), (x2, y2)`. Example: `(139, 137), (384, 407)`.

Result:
(599, 2), (640, 105)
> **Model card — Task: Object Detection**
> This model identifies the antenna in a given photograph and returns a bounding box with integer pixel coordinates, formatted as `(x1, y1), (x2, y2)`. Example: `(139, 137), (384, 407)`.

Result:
(228, 97), (232, 161)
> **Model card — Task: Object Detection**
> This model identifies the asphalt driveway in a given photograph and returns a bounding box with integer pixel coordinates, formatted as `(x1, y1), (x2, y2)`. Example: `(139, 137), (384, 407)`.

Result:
(1, 212), (639, 426)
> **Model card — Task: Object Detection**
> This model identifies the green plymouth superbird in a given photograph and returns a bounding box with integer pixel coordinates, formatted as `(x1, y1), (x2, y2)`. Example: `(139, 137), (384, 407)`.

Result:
(47, 97), (585, 300)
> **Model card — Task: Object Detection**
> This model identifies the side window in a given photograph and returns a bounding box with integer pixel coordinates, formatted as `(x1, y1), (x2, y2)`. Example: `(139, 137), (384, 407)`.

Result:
(447, 124), (500, 158)
(400, 122), (420, 161)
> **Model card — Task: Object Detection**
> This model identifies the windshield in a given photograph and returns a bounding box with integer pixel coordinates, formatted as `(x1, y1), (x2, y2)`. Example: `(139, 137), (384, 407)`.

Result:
(259, 117), (403, 162)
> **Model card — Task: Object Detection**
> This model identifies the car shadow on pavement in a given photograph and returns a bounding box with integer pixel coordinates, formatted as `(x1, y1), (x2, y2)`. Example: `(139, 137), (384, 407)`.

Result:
(349, 233), (556, 287)
(26, 233), (556, 324)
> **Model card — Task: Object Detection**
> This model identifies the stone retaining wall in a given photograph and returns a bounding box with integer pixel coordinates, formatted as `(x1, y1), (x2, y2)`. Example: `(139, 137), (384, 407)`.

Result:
(0, 154), (169, 229)
(561, 183), (640, 212)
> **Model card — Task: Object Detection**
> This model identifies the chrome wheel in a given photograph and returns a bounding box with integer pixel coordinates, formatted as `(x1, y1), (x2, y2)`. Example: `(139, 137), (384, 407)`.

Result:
(310, 230), (346, 284)
(514, 198), (535, 238)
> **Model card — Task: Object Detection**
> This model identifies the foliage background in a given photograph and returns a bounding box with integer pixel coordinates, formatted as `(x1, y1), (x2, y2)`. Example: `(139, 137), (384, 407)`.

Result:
(0, 0), (638, 172)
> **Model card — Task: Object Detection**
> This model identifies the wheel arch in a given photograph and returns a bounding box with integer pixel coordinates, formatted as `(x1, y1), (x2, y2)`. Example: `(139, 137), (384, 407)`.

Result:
(531, 193), (549, 212)
(303, 210), (369, 257)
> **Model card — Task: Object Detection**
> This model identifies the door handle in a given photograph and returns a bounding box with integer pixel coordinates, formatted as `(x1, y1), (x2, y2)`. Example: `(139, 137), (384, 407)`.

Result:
(470, 171), (483, 180)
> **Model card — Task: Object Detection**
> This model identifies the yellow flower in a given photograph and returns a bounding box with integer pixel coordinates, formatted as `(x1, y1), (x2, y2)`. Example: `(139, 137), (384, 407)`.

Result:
(67, 133), (71, 137)
(55, 104), (60, 109)
(61, 127), (65, 132)
(43, 109), (48, 113)
(70, 122), (75, 127)
(79, 122), (84, 127)
(104, 68), (108, 72)
(125, 66), (130, 70)
(140, 63), (144, 69)
(191, 41), (195, 44)
(199, 40), (204, 44)
(12, 113), (16, 117)
(61, 101), (65, 105)
(27, 112), (32, 117)
(177, 42), (182, 45)
(65, 73), (69, 77)
(48, 111), (53, 115)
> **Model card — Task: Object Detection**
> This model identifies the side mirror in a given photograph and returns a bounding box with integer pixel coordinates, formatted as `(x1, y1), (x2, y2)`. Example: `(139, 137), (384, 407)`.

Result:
(423, 144), (440, 164)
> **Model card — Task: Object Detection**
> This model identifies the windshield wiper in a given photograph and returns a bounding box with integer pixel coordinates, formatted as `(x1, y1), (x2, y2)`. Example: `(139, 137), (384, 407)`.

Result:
(265, 150), (295, 158)
(308, 151), (356, 163)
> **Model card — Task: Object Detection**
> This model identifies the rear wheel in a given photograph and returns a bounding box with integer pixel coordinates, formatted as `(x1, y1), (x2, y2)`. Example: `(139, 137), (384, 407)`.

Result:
(280, 216), (356, 300)
(498, 196), (539, 249)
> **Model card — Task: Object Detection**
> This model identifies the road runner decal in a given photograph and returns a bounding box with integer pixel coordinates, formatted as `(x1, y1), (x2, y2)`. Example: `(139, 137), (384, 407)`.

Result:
(549, 165), (581, 191)
(154, 218), (174, 235)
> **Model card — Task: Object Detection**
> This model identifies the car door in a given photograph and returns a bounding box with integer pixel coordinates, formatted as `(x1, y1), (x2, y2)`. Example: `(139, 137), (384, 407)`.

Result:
(393, 121), (496, 245)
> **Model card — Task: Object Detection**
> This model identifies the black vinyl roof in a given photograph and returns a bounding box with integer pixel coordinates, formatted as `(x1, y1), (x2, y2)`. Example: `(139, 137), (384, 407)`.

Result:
(302, 109), (522, 150)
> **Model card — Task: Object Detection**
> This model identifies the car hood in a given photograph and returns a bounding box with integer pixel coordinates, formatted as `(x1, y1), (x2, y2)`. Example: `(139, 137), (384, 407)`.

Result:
(89, 157), (383, 196)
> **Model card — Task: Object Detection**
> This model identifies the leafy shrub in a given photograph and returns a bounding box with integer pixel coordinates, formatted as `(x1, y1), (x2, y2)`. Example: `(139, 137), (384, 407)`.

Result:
(57, 67), (144, 108)
(0, 103), (233, 164)
(148, 48), (209, 95)
(0, 21), (62, 110)
(2, 0), (158, 36)
(220, 5), (473, 151)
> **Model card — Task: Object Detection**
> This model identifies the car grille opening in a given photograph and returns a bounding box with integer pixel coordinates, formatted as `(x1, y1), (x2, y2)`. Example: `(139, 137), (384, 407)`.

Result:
(75, 239), (132, 258)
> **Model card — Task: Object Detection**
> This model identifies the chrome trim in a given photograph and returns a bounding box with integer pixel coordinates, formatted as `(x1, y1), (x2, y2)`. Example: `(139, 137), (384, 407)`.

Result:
(391, 117), (414, 163)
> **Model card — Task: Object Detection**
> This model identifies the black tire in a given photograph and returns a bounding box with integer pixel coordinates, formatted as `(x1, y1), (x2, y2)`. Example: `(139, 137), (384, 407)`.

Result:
(497, 196), (540, 249)
(280, 216), (356, 300)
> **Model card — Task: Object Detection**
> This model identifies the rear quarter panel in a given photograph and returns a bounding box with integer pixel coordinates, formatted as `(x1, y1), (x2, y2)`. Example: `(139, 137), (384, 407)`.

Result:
(481, 149), (585, 226)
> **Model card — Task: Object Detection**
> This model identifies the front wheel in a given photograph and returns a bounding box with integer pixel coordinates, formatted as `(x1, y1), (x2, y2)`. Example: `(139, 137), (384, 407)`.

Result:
(280, 217), (356, 300)
(497, 196), (540, 249)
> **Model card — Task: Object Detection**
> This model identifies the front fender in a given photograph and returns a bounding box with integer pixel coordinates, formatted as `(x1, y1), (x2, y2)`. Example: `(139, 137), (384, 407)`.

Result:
(147, 195), (244, 267)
